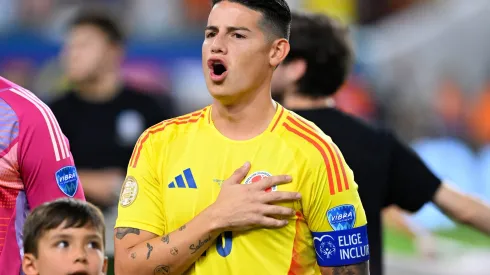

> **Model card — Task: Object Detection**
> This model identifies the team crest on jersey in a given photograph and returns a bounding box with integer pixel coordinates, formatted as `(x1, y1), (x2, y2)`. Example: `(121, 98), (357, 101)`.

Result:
(326, 204), (356, 231)
(55, 166), (79, 197)
(119, 176), (139, 207)
(244, 171), (277, 192)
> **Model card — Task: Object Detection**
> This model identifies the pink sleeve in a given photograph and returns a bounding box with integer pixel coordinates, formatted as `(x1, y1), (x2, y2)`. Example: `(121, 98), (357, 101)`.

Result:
(17, 96), (85, 209)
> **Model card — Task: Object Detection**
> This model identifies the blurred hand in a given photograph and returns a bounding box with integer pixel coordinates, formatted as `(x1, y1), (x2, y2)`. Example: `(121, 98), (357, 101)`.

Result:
(208, 162), (301, 231)
(415, 233), (438, 259)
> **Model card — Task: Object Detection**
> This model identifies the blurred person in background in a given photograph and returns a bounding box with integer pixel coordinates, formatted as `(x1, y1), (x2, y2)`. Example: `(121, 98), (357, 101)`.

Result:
(271, 11), (490, 275)
(0, 76), (85, 275)
(49, 10), (175, 261)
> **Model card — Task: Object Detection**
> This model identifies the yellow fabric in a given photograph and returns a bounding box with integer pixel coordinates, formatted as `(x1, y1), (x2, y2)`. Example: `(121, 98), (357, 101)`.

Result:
(116, 105), (367, 274)
(304, 0), (356, 24)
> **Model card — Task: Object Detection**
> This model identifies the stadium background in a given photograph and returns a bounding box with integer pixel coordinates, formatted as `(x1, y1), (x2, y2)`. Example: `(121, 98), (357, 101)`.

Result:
(1, 0), (490, 274)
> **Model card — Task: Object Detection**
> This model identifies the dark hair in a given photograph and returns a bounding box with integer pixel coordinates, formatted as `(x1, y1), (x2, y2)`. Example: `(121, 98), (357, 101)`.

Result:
(23, 198), (105, 257)
(70, 10), (125, 44)
(286, 12), (354, 97)
(212, 0), (291, 39)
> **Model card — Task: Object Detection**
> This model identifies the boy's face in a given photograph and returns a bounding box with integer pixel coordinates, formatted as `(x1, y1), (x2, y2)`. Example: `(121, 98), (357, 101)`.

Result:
(22, 223), (107, 275)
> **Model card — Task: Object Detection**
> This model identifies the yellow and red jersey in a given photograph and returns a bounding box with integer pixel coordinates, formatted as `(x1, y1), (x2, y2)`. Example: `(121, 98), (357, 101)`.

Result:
(116, 104), (369, 274)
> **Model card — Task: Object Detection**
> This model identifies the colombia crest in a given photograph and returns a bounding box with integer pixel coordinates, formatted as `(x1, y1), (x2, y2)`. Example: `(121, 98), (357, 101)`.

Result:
(244, 171), (277, 192)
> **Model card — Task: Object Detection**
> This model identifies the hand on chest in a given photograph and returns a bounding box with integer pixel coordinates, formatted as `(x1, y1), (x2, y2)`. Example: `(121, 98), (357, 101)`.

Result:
(161, 146), (301, 231)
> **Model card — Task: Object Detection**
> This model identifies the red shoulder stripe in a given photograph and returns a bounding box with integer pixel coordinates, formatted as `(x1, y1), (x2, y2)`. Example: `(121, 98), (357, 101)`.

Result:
(286, 115), (348, 192)
(131, 111), (205, 168)
(270, 106), (285, 132)
(283, 121), (336, 195)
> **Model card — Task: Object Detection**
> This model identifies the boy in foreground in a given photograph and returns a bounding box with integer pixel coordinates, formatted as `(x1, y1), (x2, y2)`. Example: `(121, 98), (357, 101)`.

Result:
(22, 198), (107, 275)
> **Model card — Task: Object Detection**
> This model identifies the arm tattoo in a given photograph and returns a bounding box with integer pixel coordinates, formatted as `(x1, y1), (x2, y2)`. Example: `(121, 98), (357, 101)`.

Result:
(115, 227), (140, 240)
(161, 234), (170, 244)
(146, 243), (154, 260)
(154, 265), (170, 275)
(170, 247), (179, 256)
(332, 262), (369, 275)
(179, 224), (186, 231)
(189, 235), (212, 254)
(131, 252), (136, 259)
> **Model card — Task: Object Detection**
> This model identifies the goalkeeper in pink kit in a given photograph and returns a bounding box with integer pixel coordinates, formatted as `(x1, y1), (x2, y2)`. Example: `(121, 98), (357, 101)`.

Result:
(0, 76), (85, 275)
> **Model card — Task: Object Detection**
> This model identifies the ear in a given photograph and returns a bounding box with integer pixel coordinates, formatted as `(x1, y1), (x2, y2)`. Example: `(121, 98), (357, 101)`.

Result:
(269, 38), (290, 67)
(285, 59), (307, 82)
(22, 253), (39, 275)
(101, 256), (109, 274)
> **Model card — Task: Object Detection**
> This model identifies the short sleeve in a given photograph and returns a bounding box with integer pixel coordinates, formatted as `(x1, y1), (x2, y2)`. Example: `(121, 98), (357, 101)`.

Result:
(386, 132), (442, 212)
(115, 131), (165, 236)
(302, 140), (369, 267)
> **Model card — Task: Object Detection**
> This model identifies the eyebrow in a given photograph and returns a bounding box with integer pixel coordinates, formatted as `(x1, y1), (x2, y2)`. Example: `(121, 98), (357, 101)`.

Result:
(50, 233), (102, 241)
(50, 233), (73, 240)
(205, 26), (252, 33)
(84, 234), (103, 241)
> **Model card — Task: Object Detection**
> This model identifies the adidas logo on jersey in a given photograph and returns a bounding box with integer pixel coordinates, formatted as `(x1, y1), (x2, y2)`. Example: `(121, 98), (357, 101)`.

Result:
(168, 168), (197, 189)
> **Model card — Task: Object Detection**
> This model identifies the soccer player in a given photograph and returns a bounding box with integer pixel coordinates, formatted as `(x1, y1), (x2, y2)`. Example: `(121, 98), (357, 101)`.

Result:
(0, 76), (85, 275)
(271, 11), (490, 275)
(114, 1), (370, 275)
(22, 198), (107, 275)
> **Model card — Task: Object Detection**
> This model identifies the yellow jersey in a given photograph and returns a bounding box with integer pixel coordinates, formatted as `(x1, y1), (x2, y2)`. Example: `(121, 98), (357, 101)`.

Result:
(116, 105), (369, 274)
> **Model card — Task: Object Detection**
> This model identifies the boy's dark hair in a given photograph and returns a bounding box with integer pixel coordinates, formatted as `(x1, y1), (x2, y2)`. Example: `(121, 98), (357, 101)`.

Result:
(23, 198), (105, 257)
(212, 0), (291, 39)
(286, 12), (354, 98)
(70, 9), (125, 44)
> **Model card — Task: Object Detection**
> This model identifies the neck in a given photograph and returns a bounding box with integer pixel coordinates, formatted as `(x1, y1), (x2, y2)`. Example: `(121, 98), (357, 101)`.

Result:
(283, 89), (335, 110)
(211, 84), (277, 140)
(75, 71), (121, 102)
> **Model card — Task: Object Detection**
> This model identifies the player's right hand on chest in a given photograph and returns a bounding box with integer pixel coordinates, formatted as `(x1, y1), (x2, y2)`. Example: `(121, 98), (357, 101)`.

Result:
(206, 162), (301, 232)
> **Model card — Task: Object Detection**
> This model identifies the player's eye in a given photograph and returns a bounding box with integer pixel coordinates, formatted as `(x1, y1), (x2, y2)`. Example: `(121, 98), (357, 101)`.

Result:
(88, 241), (102, 250)
(56, 240), (69, 248)
(205, 32), (216, 39)
(232, 33), (246, 39)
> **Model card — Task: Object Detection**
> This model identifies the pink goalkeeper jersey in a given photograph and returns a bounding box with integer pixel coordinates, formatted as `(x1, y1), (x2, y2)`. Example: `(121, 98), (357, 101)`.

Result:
(0, 77), (85, 275)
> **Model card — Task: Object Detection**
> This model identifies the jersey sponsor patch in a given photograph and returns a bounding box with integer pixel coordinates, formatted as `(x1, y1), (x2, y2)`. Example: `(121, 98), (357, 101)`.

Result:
(244, 171), (276, 192)
(327, 204), (356, 231)
(312, 225), (369, 266)
(55, 166), (79, 197)
(120, 176), (139, 207)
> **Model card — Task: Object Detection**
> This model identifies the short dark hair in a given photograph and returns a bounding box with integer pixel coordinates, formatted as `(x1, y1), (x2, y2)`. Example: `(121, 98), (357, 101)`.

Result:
(23, 198), (105, 257)
(212, 0), (291, 39)
(286, 12), (354, 97)
(70, 10), (125, 44)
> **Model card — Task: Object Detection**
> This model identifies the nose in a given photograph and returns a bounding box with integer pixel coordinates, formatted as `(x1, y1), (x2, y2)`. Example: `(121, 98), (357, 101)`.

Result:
(210, 35), (227, 55)
(74, 246), (88, 264)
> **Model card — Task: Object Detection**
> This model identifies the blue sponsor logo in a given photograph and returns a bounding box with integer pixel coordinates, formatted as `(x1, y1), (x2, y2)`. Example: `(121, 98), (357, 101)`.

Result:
(327, 204), (356, 231)
(312, 225), (369, 266)
(55, 166), (79, 197)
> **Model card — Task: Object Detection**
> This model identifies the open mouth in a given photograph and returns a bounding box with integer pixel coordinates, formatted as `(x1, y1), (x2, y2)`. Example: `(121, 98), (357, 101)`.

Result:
(213, 62), (227, 75)
(208, 59), (228, 81)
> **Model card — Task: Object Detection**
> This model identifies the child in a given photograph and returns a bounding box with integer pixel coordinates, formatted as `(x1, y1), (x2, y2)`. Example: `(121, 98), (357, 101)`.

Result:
(22, 198), (107, 275)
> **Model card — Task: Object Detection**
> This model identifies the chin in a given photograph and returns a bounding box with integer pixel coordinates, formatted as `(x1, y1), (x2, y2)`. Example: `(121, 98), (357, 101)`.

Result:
(207, 87), (241, 105)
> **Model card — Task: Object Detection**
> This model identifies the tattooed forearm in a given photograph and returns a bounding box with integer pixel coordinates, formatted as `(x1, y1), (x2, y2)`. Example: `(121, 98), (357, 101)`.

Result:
(115, 227), (140, 240)
(146, 243), (154, 260)
(162, 234), (170, 244)
(170, 247), (178, 256)
(331, 262), (369, 275)
(131, 252), (136, 259)
(154, 265), (170, 275)
(189, 235), (212, 254)
(179, 224), (186, 231)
